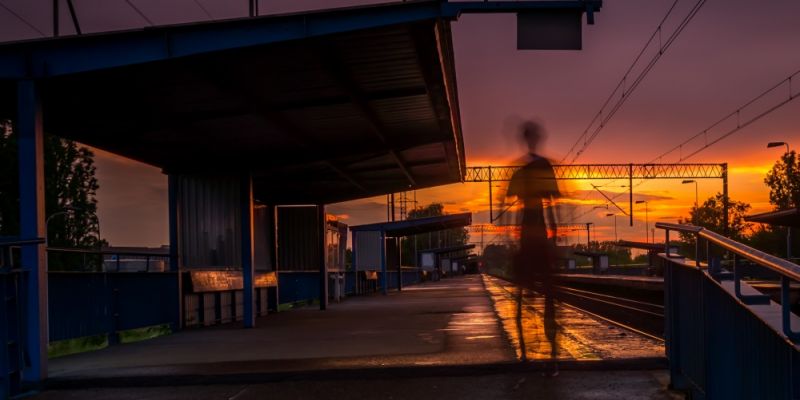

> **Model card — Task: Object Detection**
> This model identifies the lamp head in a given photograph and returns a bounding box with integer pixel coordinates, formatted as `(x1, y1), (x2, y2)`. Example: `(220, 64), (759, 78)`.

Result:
(767, 141), (786, 148)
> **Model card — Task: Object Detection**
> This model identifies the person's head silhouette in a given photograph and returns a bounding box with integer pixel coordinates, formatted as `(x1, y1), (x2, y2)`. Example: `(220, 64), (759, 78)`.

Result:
(521, 121), (545, 154)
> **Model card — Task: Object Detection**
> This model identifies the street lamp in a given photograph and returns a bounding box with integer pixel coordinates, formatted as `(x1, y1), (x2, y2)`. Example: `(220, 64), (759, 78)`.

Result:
(767, 141), (790, 153)
(682, 180), (698, 225)
(768, 141), (793, 259)
(635, 200), (649, 243)
(605, 213), (618, 242)
(45, 208), (80, 248)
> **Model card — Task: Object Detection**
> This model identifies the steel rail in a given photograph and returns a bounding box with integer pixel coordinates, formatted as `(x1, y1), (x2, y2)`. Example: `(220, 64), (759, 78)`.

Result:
(555, 285), (664, 315)
(488, 275), (665, 342)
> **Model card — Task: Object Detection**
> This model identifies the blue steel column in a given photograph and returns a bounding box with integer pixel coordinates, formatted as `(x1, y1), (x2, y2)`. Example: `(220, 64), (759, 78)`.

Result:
(241, 174), (255, 327)
(17, 80), (48, 382)
(380, 230), (387, 295)
(318, 204), (328, 310)
(352, 231), (358, 295)
(167, 175), (182, 330)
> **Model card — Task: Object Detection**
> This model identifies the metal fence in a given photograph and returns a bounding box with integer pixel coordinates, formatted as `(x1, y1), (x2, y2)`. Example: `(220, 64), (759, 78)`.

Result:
(656, 222), (800, 399)
(1, 237), (44, 399)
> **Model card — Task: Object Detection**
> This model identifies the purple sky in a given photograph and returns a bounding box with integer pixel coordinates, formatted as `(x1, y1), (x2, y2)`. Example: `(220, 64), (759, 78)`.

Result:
(2, 1), (799, 246)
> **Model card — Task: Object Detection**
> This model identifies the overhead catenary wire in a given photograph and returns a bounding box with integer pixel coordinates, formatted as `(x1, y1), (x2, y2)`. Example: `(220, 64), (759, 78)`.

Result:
(562, 0), (680, 163)
(0, 0), (47, 36)
(652, 68), (800, 163)
(562, 0), (707, 164)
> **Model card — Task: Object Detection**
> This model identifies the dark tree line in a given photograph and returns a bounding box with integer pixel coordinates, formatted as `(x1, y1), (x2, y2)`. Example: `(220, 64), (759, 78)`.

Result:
(0, 119), (102, 252)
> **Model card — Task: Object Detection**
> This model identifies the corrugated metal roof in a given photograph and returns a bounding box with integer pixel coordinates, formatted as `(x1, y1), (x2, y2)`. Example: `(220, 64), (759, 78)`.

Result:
(36, 16), (463, 204)
(350, 212), (471, 237)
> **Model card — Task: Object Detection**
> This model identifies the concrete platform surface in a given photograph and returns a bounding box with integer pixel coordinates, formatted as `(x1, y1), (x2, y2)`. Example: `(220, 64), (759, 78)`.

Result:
(38, 275), (679, 399)
(48, 275), (514, 380)
(37, 369), (681, 400)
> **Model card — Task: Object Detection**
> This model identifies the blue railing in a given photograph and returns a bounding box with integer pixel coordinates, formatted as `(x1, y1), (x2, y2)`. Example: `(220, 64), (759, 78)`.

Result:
(1, 237), (44, 399)
(656, 222), (800, 400)
(45, 247), (179, 344)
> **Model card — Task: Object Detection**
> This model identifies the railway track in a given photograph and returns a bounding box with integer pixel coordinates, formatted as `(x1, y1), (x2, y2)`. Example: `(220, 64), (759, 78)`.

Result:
(552, 285), (664, 342)
(489, 275), (665, 342)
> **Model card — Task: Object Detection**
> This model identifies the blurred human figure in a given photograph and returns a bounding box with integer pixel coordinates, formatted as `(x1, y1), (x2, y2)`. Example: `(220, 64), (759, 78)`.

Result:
(505, 120), (561, 376)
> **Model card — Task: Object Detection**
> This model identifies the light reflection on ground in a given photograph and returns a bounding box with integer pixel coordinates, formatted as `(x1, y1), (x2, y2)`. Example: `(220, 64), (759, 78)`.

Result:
(483, 275), (665, 361)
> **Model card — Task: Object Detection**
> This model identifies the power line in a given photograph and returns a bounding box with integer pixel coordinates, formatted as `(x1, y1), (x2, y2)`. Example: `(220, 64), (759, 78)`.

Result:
(652, 68), (800, 163)
(562, 0), (707, 164)
(0, 1), (47, 36)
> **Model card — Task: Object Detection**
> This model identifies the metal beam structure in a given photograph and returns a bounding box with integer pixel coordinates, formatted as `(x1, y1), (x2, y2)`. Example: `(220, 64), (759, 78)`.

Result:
(466, 163), (728, 231)
(465, 163), (727, 181)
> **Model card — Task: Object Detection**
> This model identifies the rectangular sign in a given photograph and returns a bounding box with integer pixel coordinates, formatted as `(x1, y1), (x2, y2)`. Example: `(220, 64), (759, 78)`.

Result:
(190, 270), (277, 292)
(517, 10), (582, 50)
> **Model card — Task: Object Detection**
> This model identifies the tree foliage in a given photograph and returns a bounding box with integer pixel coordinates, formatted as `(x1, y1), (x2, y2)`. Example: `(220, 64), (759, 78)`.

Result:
(765, 150), (800, 210)
(0, 119), (101, 249)
(678, 192), (751, 242)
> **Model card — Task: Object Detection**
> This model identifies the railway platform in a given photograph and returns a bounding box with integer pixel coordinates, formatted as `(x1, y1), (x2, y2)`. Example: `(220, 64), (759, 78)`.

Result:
(35, 275), (676, 399)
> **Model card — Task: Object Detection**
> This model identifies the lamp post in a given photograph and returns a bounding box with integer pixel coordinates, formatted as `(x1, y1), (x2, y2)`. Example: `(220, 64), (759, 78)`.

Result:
(605, 213), (617, 242)
(768, 141), (793, 259)
(682, 180), (698, 225)
(635, 200), (649, 243)
(767, 141), (790, 153)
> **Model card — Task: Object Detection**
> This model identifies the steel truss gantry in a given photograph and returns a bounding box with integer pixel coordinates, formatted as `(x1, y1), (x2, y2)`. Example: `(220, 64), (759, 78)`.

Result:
(465, 163), (729, 233)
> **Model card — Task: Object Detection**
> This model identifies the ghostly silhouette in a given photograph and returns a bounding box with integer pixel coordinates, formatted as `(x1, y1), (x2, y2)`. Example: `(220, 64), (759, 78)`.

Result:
(504, 120), (560, 375)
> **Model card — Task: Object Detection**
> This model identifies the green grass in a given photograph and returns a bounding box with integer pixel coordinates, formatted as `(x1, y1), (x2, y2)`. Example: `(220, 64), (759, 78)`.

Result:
(48, 334), (108, 358)
(278, 298), (319, 312)
(118, 324), (172, 344)
(47, 324), (172, 358)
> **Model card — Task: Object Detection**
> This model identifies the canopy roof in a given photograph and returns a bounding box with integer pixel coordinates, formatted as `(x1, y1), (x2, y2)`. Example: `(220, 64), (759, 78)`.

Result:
(350, 212), (471, 237)
(0, 0), (602, 204)
(0, 1), (469, 204)
(745, 208), (800, 228)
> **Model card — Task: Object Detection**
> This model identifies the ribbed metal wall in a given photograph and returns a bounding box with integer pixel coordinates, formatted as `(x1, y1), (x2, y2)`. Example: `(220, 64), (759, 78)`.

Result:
(354, 230), (381, 271)
(277, 206), (318, 271)
(254, 205), (274, 271)
(176, 175), (241, 268)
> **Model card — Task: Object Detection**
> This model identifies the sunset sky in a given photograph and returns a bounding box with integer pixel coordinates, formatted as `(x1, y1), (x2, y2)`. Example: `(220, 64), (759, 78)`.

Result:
(2, 0), (799, 247)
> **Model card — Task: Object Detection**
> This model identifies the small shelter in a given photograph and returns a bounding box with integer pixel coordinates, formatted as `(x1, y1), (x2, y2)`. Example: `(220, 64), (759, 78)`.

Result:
(350, 213), (471, 293)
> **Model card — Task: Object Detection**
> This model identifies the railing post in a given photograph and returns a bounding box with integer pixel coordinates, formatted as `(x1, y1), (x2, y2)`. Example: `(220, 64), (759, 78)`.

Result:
(17, 79), (48, 383)
(781, 276), (800, 341)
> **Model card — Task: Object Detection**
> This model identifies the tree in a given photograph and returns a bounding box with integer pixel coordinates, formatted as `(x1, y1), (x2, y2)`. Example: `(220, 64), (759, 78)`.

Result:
(0, 119), (102, 252)
(765, 150), (800, 210)
(678, 192), (751, 242)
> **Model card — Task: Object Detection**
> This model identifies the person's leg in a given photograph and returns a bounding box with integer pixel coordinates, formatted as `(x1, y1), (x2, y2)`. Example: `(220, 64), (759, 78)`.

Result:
(516, 286), (528, 362)
(543, 277), (558, 376)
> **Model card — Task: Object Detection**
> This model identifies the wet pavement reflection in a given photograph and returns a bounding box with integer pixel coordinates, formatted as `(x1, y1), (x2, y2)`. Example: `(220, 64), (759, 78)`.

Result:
(483, 275), (665, 361)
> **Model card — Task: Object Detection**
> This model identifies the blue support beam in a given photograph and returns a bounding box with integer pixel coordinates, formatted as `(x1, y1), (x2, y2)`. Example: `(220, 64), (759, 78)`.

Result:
(167, 175), (182, 331)
(380, 230), (387, 295)
(318, 204), (328, 310)
(351, 231), (358, 295)
(16, 80), (48, 383)
(240, 174), (255, 328)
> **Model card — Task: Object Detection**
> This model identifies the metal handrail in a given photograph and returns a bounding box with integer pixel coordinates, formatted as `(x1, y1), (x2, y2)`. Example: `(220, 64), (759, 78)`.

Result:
(656, 222), (800, 282)
(46, 247), (170, 257)
(0, 237), (46, 247)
